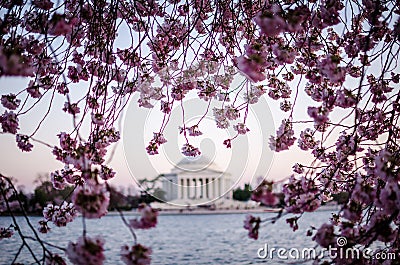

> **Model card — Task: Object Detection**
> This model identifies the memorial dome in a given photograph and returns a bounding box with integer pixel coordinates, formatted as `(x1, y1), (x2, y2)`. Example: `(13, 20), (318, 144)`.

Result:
(174, 155), (222, 172)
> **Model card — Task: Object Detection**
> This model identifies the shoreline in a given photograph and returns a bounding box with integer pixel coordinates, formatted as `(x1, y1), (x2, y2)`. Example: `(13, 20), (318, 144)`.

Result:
(121, 208), (281, 216)
(0, 205), (340, 218)
(105, 204), (339, 217)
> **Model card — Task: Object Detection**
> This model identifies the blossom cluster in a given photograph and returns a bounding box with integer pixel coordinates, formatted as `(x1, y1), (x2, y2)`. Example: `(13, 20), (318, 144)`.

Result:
(250, 181), (278, 206)
(42, 202), (77, 228)
(283, 176), (321, 214)
(120, 244), (152, 265)
(269, 119), (296, 151)
(65, 236), (105, 265)
(72, 181), (110, 219)
(0, 226), (14, 240)
(243, 215), (261, 240)
(129, 203), (158, 230)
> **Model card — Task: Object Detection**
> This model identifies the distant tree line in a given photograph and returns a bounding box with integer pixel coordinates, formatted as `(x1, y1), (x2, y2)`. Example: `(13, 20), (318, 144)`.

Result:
(232, 184), (253, 201)
(0, 176), (163, 216)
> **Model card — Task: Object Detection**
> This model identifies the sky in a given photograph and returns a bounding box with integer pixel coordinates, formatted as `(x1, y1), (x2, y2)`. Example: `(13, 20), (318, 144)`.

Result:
(1, 56), (390, 195)
(2, 1), (396, 194)
(0, 74), (317, 193)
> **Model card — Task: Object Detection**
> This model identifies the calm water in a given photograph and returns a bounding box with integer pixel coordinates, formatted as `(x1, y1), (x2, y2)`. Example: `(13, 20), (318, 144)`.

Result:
(0, 211), (333, 264)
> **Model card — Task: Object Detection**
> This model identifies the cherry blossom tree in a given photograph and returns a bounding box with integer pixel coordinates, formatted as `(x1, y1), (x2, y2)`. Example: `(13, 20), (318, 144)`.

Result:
(0, 0), (399, 264)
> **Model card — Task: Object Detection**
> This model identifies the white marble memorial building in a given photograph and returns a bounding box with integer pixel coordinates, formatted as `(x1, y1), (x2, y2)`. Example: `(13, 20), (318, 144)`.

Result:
(161, 157), (233, 203)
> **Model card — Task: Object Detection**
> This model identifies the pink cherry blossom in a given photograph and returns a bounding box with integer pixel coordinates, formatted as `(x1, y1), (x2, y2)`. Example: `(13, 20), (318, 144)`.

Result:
(181, 143), (201, 157)
(292, 163), (304, 174)
(129, 203), (158, 230)
(0, 111), (19, 134)
(335, 89), (357, 108)
(66, 236), (105, 265)
(57, 132), (76, 151)
(120, 244), (152, 265)
(245, 85), (266, 104)
(146, 133), (168, 155)
(146, 141), (159, 155)
(243, 215), (261, 240)
(160, 101), (172, 114)
(342, 200), (362, 222)
(197, 80), (217, 101)
(99, 165), (115, 181)
(376, 179), (400, 216)
(254, 10), (286, 37)
(50, 170), (67, 190)
(26, 82), (42, 98)
(43, 202), (77, 227)
(213, 108), (230, 129)
(48, 14), (73, 36)
(298, 129), (319, 151)
(234, 55), (266, 83)
(32, 0), (54, 10)
(1, 94), (20, 110)
(313, 223), (335, 247)
(307, 106), (329, 126)
(272, 45), (297, 65)
(91, 113), (105, 125)
(38, 220), (51, 234)
(234, 123), (250, 135)
(251, 180), (279, 206)
(0, 48), (34, 77)
(223, 139), (232, 148)
(283, 176), (321, 214)
(285, 5), (311, 32)
(46, 254), (67, 265)
(186, 125), (202, 136)
(72, 181), (110, 219)
(152, 132), (167, 145)
(16, 134), (33, 152)
(269, 119), (296, 152)
(280, 100), (292, 112)
(224, 105), (240, 120)
(63, 102), (80, 115)
(251, 187), (278, 206)
(351, 174), (375, 205)
(0, 226), (14, 240)
(373, 149), (397, 181)
(318, 55), (346, 84)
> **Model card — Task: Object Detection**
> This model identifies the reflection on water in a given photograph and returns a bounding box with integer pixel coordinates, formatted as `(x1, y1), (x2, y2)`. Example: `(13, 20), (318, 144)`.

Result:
(0, 211), (333, 264)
